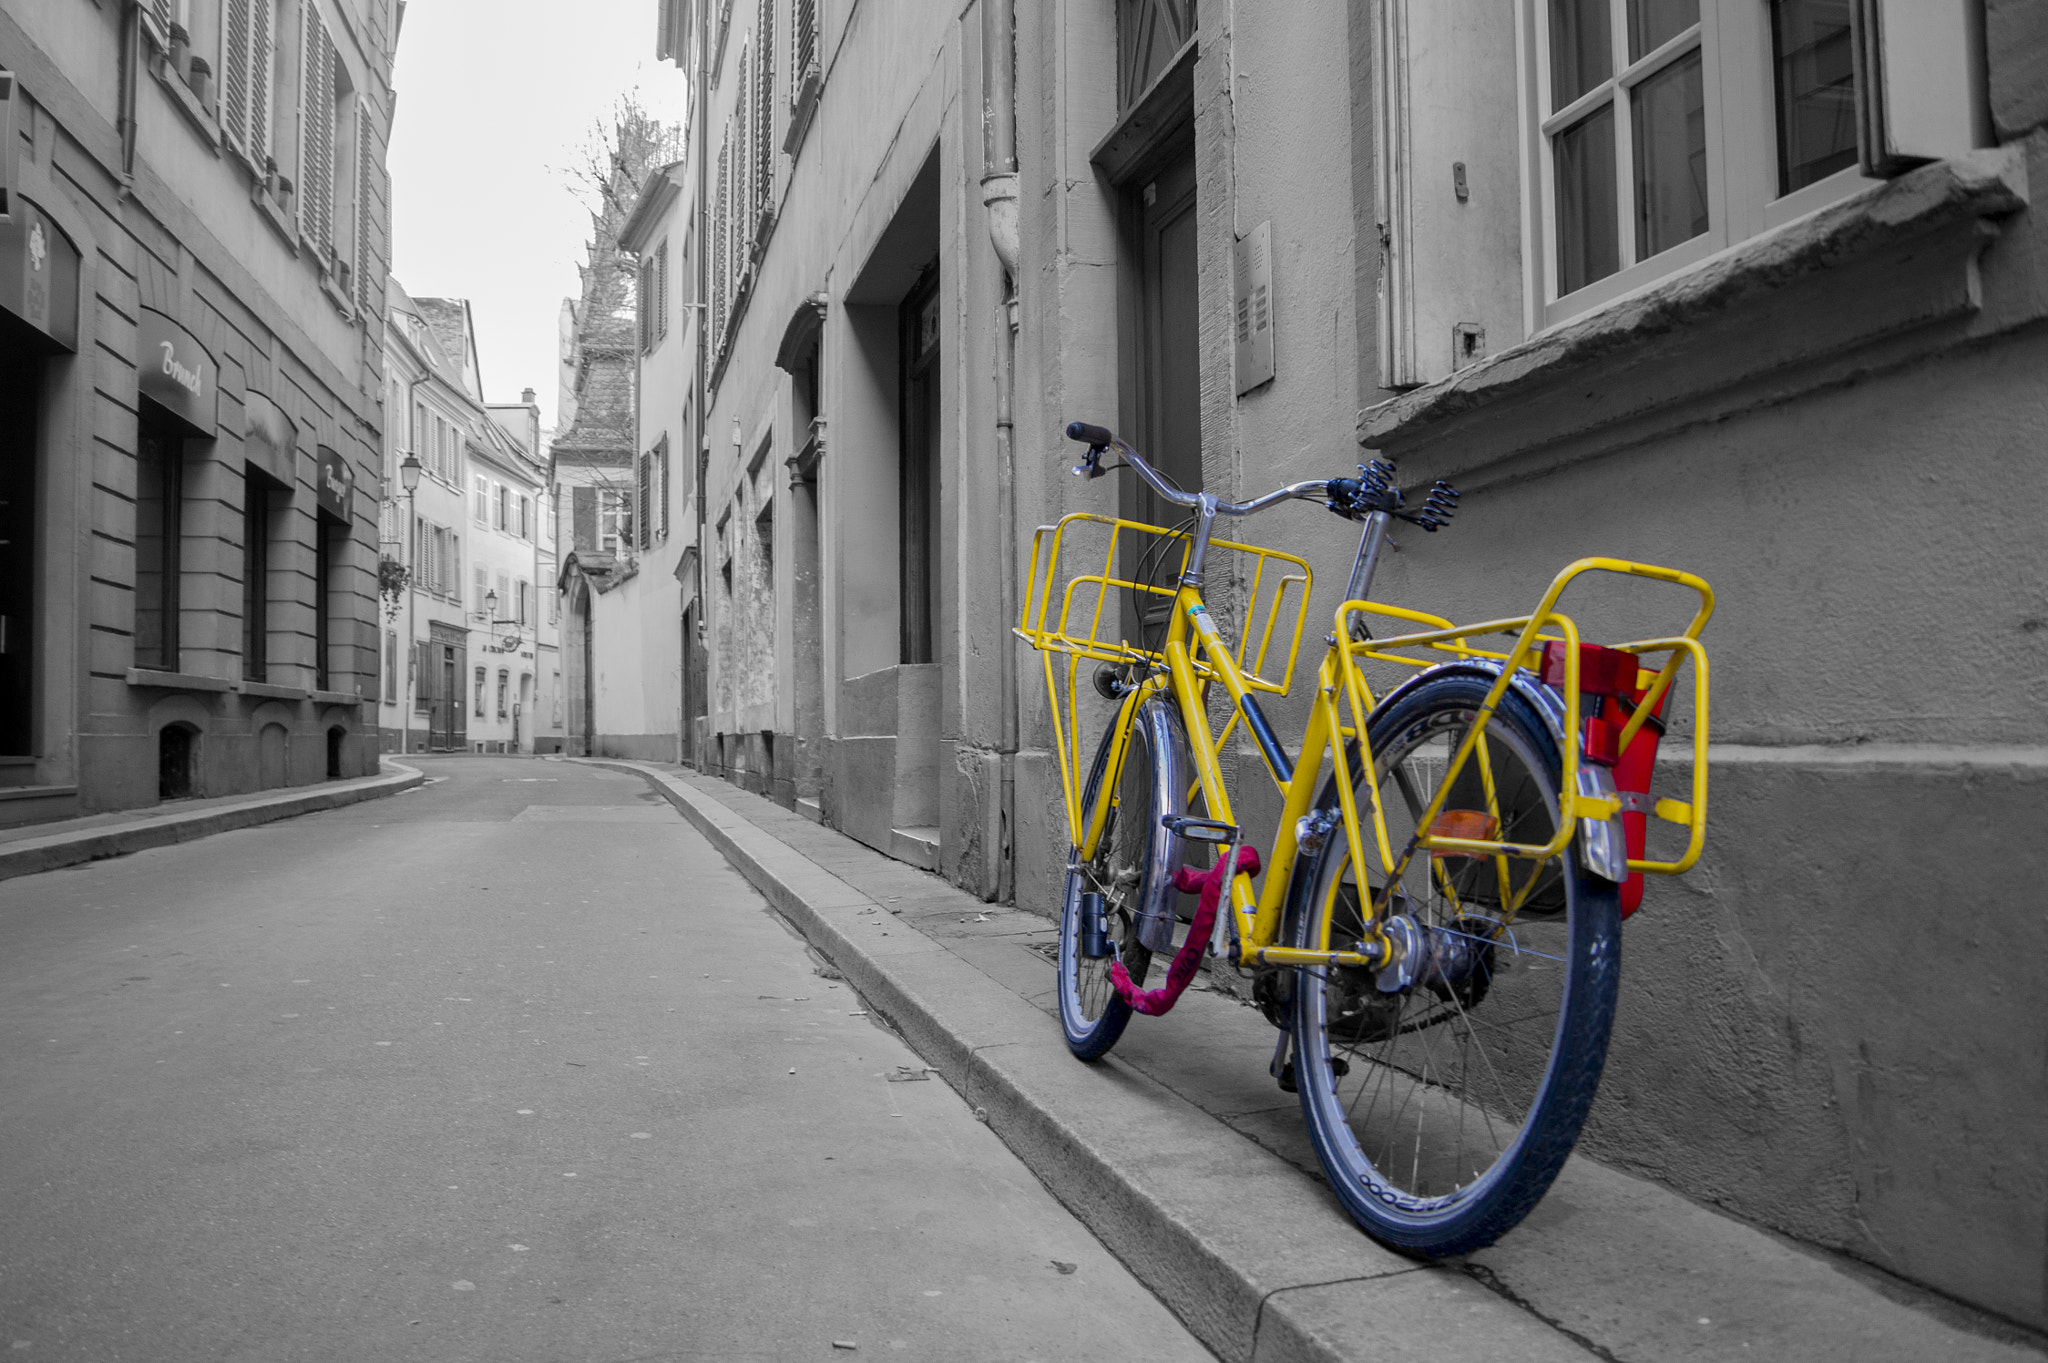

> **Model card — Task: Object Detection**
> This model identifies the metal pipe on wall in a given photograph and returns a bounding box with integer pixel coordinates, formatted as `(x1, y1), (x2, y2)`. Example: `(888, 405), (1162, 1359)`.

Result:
(981, 0), (1020, 903)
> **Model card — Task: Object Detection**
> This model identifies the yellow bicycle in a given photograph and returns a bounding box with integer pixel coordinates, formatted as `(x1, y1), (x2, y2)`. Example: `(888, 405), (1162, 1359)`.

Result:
(1018, 421), (1714, 1255)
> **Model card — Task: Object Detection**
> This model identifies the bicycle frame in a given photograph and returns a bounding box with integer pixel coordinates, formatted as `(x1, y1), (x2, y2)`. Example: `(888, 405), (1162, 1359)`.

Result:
(1060, 554), (1714, 976)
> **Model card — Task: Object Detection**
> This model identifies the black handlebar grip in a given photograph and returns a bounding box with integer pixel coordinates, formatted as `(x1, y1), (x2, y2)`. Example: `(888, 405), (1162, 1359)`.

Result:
(1065, 421), (1115, 448)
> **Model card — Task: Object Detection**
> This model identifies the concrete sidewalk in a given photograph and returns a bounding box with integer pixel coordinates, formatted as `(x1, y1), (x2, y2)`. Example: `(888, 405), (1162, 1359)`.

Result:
(0, 760), (425, 882)
(597, 759), (2043, 1363)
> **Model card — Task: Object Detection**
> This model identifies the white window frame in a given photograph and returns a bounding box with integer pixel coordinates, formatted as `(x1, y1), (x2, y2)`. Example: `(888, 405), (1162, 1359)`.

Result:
(1522, 0), (1878, 330)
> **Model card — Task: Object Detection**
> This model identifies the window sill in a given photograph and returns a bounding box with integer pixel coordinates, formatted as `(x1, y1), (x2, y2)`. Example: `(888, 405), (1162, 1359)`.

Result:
(1357, 144), (2031, 476)
(783, 66), (822, 159)
(319, 268), (356, 320)
(312, 689), (365, 707)
(251, 184), (300, 253)
(243, 680), (310, 701)
(126, 668), (236, 693)
(150, 56), (221, 152)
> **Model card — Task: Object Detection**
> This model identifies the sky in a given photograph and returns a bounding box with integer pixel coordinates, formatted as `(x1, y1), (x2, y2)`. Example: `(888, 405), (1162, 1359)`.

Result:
(385, 0), (691, 435)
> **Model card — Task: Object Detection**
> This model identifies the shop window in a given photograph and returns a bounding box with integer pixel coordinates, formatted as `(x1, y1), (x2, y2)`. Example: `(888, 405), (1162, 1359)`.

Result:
(135, 423), (187, 672)
(474, 665), (486, 717)
(315, 512), (344, 692)
(243, 468), (287, 683)
(384, 627), (397, 703)
(496, 668), (508, 719)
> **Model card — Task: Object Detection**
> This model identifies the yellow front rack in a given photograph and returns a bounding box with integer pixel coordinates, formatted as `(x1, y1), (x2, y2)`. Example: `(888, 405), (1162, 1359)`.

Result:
(1016, 512), (1312, 842)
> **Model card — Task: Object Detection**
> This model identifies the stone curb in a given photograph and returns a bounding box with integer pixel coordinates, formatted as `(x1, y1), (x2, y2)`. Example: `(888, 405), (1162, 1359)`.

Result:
(590, 758), (1596, 1363)
(0, 760), (427, 883)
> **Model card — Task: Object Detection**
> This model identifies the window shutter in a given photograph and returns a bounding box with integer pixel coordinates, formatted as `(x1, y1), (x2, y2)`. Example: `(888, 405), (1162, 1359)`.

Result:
(1374, 0), (1524, 388)
(735, 45), (751, 257)
(637, 257), (648, 352)
(713, 133), (729, 343)
(356, 104), (383, 313)
(755, 0), (774, 216)
(447, 531), (460, 595)
(249, 0), (272, 166)
(793, 0), (818, 100)
(658, 439), (671, 540)
(475, 563), (488, 612)
(146, 0), (174, 47)
(223, 0), (253, 151)
(1852, 0), (1990, 176)
(656, 242), (669, 342)
(637, 452), (653, 551)
(300, 9), (337, 252)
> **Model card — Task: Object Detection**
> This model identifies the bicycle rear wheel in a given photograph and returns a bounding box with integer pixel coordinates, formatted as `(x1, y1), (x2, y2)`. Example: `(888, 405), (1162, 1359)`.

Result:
(1056, 696), (1188, 1060)
(1290, 672), (1620, 1255)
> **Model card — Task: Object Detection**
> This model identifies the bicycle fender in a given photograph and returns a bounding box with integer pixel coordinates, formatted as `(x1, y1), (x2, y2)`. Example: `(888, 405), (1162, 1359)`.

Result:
(1371, 660), (1627, 883)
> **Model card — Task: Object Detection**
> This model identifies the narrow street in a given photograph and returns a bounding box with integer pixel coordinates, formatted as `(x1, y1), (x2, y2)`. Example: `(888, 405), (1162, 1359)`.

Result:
(0, 757), (1211, 1363)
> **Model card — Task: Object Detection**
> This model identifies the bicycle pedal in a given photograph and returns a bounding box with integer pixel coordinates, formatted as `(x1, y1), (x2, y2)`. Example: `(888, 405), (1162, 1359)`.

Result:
(1162, 814), (1238, 845)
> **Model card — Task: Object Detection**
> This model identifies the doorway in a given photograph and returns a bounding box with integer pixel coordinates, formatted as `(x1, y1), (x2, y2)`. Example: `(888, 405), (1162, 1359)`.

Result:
(1124, 148), (1202, 648)
(0, 318), (42, 757)
(899, 264), (940, 666)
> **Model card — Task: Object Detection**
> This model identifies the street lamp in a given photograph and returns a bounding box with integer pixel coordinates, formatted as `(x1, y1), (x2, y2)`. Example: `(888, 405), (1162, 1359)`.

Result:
(478, 587), (524, 652)
(399, 453), (423, 755)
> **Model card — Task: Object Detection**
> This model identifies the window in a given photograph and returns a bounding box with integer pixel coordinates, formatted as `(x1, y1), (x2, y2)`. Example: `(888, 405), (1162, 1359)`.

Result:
(496, 669), (508, 719)
(1379, 0), (1981, 382)
(657, 439), (671, 540)
(639, 244), (670, 353)
(514, 579), (531, 626)
(518, 495), (532, 540)
(600, 487), (629, 554)
(474, 474), (489, 524)
(242, 470), (283, 684)
(474, 665), (486, 717)
(411, 400), (425, 455)
(1521, 0), (1985, 327)
(314, 512), (341, 691)
(495, 482), (509, 531)
(384, 627), (396, 703)
(1538, 0), (1714, 302)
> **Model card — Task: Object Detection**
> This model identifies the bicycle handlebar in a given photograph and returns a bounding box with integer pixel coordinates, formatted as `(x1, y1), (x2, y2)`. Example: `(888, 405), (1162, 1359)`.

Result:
(1063, 421), (1329, 518)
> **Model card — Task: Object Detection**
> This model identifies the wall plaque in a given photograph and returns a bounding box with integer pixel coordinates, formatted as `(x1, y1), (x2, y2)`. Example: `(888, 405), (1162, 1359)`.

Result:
(1233, 220), (1275, 395)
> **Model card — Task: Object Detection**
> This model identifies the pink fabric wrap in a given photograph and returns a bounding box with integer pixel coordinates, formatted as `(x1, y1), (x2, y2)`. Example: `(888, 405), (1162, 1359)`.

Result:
(1109, 845), (1262, 1017)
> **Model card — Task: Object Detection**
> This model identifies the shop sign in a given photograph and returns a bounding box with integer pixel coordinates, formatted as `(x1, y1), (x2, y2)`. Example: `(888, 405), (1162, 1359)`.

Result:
(138, 308), (216, 434)
(316, 446), (355, 521)
(243, 390), (297, 486)
(0, 197), (81, 351)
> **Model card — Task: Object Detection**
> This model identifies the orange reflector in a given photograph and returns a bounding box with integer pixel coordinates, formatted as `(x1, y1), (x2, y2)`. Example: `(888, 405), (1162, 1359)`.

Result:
(1427, 809), (1498, 858)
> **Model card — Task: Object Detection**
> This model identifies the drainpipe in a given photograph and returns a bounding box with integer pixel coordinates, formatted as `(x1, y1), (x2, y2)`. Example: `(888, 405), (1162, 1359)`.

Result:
(116, 1), (140, 191)
(981, 0), (1020, 903)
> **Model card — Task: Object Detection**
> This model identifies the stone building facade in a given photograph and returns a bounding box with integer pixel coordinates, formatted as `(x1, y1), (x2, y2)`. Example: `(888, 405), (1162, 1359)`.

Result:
(375, 285), (557, 754)
(649, 0), (2048, 1330)
(0, 0), (396, 820)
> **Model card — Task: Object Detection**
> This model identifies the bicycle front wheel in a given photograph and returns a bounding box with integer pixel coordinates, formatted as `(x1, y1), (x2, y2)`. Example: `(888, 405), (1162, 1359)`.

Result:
(1290, 672), (1620, 1255)
(1056, 696), (1188, 1061)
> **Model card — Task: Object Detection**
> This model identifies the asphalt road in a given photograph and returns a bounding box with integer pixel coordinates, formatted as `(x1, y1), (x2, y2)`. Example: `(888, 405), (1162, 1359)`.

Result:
(0, 756), (1213, 1363)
